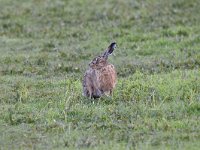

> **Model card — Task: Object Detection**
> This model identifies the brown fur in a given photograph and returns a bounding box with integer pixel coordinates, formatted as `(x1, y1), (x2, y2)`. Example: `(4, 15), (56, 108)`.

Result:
(82, 43), (117, 99)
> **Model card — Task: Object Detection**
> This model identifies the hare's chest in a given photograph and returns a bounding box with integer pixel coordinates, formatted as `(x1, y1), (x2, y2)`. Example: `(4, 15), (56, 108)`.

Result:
(97, 65), (117, 91)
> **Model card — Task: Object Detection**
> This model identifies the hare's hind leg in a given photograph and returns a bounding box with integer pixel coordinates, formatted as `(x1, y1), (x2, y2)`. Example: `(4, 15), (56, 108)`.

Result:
(83, 70), (94, 98)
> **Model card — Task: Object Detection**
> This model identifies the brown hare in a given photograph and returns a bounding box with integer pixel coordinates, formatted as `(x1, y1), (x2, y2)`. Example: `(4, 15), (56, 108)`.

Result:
(83, 42), (117, 99)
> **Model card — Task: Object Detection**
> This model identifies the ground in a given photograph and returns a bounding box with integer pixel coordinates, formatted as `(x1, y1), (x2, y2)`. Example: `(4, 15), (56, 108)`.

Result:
(0, 0), (200, 149)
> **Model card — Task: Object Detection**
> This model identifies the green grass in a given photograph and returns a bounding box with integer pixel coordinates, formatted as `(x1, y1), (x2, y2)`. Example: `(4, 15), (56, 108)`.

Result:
(0, 0), (200, 149)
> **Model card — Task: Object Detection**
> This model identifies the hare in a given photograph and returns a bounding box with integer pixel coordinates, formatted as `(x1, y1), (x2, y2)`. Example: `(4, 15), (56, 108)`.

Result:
(83, 42), (117, 99)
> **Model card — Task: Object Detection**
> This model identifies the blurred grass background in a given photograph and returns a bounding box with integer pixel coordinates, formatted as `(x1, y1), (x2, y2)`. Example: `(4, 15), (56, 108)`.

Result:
(0, 0), (200, 149)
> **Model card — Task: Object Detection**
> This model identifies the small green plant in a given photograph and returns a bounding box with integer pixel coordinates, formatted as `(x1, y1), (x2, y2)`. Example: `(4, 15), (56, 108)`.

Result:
(13, 83), (29, 103)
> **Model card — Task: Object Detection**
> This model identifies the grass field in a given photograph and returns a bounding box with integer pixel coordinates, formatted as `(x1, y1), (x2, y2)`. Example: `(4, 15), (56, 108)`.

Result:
(0, 0), (200, 149)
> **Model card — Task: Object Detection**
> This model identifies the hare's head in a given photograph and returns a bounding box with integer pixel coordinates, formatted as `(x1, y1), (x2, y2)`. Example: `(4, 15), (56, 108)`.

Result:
(89, 56), (107, 69)
(89, 42), (117, 69)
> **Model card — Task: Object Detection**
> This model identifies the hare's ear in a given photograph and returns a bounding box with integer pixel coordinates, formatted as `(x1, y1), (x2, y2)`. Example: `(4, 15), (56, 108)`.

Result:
(107, 42), (116, 55)
(103, 42), (117, 58)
